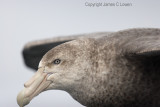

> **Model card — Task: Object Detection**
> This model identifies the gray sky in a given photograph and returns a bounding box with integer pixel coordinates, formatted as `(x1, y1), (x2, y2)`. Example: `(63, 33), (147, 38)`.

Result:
(0, 0), (160, 107)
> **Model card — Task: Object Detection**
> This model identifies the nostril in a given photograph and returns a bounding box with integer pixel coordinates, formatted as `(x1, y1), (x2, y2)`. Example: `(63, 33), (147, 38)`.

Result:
(24, 80), (33, 88)
(24, 83), (28, 88)
(24, 81), (32, 88)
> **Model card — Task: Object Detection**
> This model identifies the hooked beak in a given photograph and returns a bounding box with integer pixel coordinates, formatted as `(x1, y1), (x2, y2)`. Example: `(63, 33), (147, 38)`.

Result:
(17, 67), (52, 107)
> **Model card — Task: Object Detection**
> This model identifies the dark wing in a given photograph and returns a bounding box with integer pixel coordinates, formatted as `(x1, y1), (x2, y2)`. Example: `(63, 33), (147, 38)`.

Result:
(116, 28), (160, 55)
(113, 28), (160, 75)
(23, 32), (112, 71)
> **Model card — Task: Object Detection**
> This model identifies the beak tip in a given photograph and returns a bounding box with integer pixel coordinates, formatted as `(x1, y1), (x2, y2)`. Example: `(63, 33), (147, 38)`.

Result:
(17, 89), (24, 107)
(17, 89), (31, 107)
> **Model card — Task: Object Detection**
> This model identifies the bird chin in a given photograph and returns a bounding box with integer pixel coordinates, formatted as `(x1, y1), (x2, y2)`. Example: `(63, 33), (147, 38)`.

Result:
(17, 67), (52, 107)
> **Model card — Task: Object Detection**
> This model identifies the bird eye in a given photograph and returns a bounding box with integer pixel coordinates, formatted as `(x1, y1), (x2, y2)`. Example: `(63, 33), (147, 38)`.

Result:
(53, 59), (61, 64)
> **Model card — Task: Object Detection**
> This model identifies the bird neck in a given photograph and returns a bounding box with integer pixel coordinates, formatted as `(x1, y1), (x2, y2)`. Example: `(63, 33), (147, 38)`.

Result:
(65, 76), (98, 106)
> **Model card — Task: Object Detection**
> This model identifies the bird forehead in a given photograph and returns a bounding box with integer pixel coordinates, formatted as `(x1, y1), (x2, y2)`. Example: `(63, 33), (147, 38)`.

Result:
(41, 43), (78, 63)
(41, 39), (93, 64)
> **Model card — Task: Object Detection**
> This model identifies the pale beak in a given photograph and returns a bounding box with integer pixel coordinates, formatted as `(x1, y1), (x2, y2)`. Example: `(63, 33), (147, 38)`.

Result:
(17, 67), (51, 107)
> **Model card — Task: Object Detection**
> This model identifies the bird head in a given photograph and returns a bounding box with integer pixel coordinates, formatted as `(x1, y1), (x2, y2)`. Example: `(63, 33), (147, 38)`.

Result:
(17, 38), (96, 107)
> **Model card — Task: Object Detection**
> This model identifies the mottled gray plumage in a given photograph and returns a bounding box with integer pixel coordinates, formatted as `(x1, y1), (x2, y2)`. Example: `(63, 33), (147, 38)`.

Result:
(22, 32), (112, 70)
(18, 28), (160, 107)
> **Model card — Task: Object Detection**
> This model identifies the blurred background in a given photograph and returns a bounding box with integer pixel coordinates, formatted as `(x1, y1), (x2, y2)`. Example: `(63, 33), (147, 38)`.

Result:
(0, 0), (160, 107)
